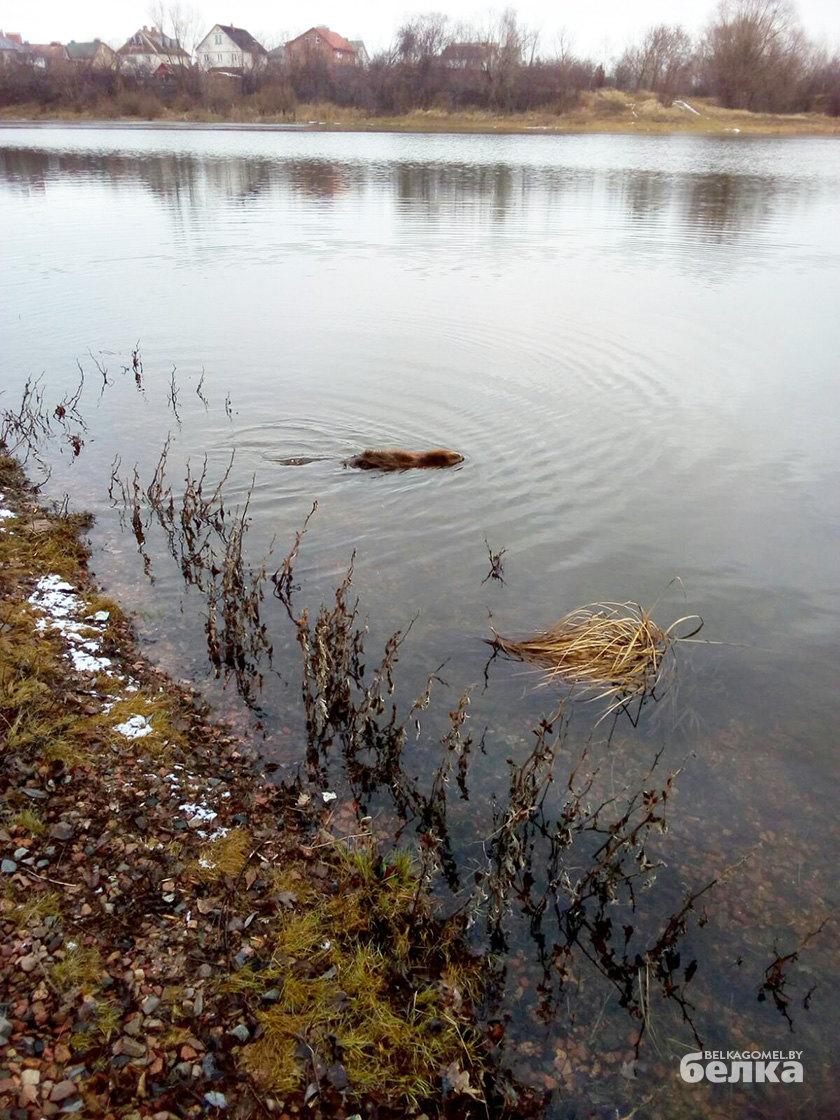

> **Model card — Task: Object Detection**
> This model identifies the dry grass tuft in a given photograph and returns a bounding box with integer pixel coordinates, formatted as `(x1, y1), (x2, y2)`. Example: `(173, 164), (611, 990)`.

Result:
(51, 944), (104, 994)
(193, 827), (252, 882)
(492, 600), (701, 707)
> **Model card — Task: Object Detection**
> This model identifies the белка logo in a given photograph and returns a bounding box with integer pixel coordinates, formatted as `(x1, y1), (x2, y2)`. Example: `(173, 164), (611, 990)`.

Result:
(680, 1051), (804, 1084)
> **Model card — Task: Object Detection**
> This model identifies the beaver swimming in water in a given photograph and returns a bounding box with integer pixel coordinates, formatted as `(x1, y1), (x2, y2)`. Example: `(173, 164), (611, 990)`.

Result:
(344, 448), (464, 471)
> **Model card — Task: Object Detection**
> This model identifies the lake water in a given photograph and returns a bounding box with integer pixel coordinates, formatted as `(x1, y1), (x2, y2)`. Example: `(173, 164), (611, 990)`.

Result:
(1, 125), (838, 1117)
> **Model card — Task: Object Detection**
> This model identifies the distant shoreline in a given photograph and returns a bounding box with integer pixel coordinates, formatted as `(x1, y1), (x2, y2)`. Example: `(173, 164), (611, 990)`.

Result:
(2, 95), (839, 138)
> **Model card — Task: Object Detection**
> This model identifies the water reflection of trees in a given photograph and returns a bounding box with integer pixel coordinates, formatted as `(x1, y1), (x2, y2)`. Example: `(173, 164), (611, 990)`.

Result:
(0, 145), (802, 248)
(610, 165), (785, 246)
(395, 162), (520, 216)
(678, 172), (776, 241)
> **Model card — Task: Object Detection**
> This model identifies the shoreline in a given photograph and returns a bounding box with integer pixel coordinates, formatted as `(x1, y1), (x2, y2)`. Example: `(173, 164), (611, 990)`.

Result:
(1, 99), (839, 138)
(0, 455), (500, 1118)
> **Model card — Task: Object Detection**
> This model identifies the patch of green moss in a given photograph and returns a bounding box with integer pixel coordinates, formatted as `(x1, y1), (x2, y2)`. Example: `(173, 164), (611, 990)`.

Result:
(0, 510), (91, 585)
(240, 842), (483, 1108)
(2, 884), (61, 928)
(51, 944), (104, 994)
(0, 602), (93, 768)
(193, 827), (252, 882)
(68, 999), (121, 1053)
(9, 807), (46, 836)
(0, 454), (26, 493)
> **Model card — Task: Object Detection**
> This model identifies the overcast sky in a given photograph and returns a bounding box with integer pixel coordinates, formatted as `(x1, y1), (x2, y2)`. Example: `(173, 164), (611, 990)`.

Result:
(3, 0), (839, 58)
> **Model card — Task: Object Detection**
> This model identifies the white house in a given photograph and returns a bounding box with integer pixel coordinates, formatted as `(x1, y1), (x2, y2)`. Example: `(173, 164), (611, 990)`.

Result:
(195, 25), (267, 72)
(116, 26), (190, 72)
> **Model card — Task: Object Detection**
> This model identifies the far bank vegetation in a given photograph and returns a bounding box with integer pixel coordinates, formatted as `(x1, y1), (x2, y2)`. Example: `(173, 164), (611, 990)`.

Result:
(0, 0), (838, 128)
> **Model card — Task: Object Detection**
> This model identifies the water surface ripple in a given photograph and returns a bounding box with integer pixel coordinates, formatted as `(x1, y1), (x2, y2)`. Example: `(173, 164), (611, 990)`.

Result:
(2, 126), (839, 1117)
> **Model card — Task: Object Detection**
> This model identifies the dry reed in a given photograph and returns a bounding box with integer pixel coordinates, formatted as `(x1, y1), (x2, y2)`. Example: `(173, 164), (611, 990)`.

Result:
(491, 601), (701, 706)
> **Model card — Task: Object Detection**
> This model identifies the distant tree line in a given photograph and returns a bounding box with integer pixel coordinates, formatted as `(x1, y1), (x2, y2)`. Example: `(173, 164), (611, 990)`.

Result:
(1, 0), (838, 118)
(614, 0), (840, 113)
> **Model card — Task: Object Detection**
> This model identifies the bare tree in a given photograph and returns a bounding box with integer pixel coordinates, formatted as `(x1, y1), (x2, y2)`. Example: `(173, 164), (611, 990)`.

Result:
(482, 8), (528, 108)
(394, 12), (451, 64)
(553, 28), (576, 66)
(615, 24), (695, 102)
(148, 1), (203, 60)
(389, 12), (452, 108)
(816, 52), (840, 115)
(700, 0), (812, 111)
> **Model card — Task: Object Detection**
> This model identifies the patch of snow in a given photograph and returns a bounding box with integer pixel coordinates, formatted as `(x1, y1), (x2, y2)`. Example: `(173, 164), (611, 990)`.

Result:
(29, 575), (82, 619)
(87, 610), (110, 622)
(69, 647), (112, 673)
(179, 802), (217, 823)
(321, 790), (337, 804)
(114, 714), (153, 739)
(28, 573), (116, 675)
(674, 99), (702, 116)
(36, 617), (96, 642)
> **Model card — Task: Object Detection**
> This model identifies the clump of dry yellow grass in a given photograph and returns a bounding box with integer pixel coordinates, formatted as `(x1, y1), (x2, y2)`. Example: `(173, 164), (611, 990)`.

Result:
(492, 601), (702, 706)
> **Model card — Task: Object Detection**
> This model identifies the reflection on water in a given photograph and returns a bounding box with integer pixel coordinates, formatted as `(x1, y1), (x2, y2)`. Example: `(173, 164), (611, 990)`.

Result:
(0, 141), (804, 248)
(1, 126), (839, 1117)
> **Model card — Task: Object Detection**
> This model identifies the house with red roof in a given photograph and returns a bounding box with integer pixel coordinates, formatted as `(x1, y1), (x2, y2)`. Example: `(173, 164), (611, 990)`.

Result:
(284, 26), (366, 67)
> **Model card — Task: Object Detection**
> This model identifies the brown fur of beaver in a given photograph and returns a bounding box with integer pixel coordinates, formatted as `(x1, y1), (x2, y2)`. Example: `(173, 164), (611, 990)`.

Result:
(345, 448), (464, 471)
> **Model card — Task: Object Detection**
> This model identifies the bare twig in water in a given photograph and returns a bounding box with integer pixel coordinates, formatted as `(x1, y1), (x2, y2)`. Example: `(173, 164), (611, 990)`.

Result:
(482, 537), (507, 584)
(196, 367), (209, 409)
(88, 349), (110, 396)
(109, 444), (272, 702)
(123, 341), (144, 391)
(1, 371), (87, 475)
(271, 500), (318, 621)
(168, 365), (181, 423)
(757, 917), (831, 1029)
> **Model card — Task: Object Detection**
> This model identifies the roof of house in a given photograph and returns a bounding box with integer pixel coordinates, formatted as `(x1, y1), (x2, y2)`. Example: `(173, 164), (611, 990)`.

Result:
(216, 25), (267, 55)
(288, 26), (356, 54)
(30, 42), (69, 60)
(117, 27), (189, 59)
(0, 32), (24, 52)
(65, 39), (113, 60)
(440, 41), (493, 64)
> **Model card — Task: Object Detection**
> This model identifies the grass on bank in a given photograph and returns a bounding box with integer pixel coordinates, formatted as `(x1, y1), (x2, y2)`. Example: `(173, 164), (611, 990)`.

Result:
(2, 89), (839, 135)
(0, 452), (486, 1110)
(228, 844), (482, 1105)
